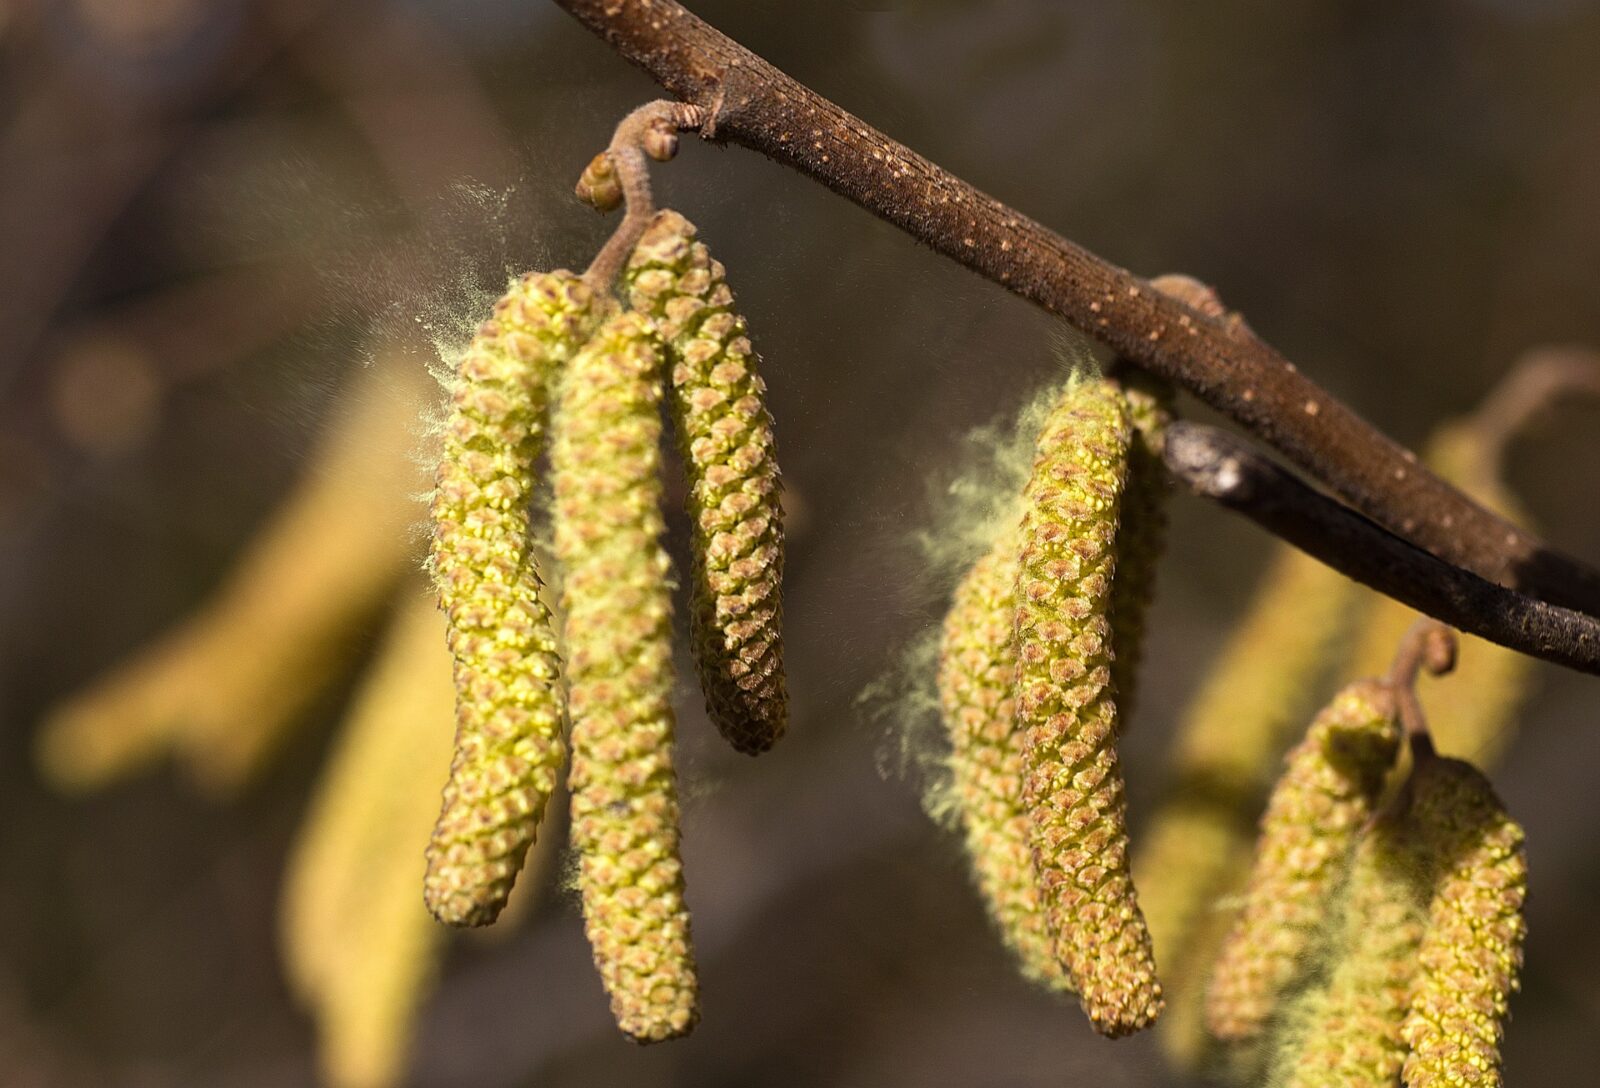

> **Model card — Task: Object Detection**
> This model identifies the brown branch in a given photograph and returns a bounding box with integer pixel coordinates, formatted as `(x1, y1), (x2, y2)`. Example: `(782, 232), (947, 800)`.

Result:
(549, 0), (1600, 620)
(1163, 423), (1600, 676)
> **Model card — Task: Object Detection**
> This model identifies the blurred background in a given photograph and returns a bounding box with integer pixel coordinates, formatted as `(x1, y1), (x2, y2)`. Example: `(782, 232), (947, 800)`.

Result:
(3, 0), (1600, 1085)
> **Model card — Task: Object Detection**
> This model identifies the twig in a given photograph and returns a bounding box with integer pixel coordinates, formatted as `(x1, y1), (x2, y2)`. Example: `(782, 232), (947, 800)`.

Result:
(1162, 423), (1600, 676)
(549, 0), (1600, 620)
(1471, 345), (1600, 469)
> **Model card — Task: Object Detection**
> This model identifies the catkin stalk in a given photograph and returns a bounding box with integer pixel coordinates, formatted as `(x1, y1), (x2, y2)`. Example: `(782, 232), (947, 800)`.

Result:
(624, 210), (787, 756)
(1344, 423), (1536, 768)
(1268, 827), (1428, 1088)
(281, 590), (456, 1088)
(1206, 680), (1401, 1041)
(1014, 376), (1161, 1036)
(424, 270), (606, 927)
(552, 309), (699, 1043)
(1400, 758), (1527, 1088)
(937, 528), (1070, 991)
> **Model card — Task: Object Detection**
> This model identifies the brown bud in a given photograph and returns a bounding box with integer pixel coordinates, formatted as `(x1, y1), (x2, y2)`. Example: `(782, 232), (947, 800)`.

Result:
(643, 122), (680, 162)
(575, 152), (623, 213)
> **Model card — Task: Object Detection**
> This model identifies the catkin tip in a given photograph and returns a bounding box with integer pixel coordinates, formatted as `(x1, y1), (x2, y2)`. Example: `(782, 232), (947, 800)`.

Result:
(554, 308), (700, 1041)
(1013, 376), (1162, 1036)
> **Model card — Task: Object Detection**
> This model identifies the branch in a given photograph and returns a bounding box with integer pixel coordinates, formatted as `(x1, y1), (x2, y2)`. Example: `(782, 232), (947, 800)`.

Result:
(550, 0), (1600, 620)
(1163, 423), (1600, 676)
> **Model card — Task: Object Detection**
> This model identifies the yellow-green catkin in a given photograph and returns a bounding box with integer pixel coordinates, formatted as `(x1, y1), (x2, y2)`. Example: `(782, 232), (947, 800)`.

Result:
(937, 528), (1070, 991)
(281, 591), (454, 1088)
(1345, 423), (1535, 768)
(1153, 844), (1255, 1074)
(36, 355), (430, 796)
(551, 309), (698, 1043)
(1400, 758), (1527, 1088)
(424, 270), (607, 927)
(1014, 375), (1161, 1036)
(1135, 544), (1363, 977)
(1269, 827), (1428, 1088)
(624, 210), (787, 756)
(1106, 369), (1174, 724)
(1207, 680), (1401, 1042)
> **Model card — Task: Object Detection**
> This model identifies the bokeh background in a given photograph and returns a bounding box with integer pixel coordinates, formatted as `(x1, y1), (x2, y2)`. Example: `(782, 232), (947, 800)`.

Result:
(3, 1), (1600, 1085)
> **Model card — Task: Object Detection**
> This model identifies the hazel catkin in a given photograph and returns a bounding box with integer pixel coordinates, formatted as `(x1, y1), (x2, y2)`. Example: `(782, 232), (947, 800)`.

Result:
(937, 528), (1070, 991)
(36, 356), (430, 796)
(1013, 375), (1161, 1036)
(624, 210), (787, 756)
(1133, 543), (1362, 1070)
(1206, 680), (1401, 1042)
(282, 591), (456, 1088)
(551, 309), (699, 1043)
(1268, 826), (1428, 1088)
(424, 269), (607, 927)
(1400, 757), (1527, 1088)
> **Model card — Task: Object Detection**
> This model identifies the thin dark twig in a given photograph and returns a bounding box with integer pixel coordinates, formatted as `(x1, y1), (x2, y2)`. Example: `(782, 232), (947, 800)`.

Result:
(549, 0), (1600, 620)
(1163, 423), (1600, 676)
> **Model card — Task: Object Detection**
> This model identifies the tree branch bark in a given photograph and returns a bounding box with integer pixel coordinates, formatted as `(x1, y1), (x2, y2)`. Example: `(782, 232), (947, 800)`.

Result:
(1164, 423), (1600, 676)
(550, 0), (1600, 623)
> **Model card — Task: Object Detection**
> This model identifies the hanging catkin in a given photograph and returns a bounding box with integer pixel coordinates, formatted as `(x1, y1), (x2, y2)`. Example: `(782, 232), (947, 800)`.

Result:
(937, 527), (1070, 991)
(1206, 680), (1401, 1041)
(1400, 757), (1527, 1088)
(1105, 369), (1173, 724)
(1014, 375), (1161, 1036)
(282, 591), (457, 1088)
(424, 269), (606, 927)
(1135, 546), (1361, 964)
(551, 309), (699, 1043)
(37, 355), (429, 797)
(1267, 825), (1428, 1088)
(624, 210), (787, 756)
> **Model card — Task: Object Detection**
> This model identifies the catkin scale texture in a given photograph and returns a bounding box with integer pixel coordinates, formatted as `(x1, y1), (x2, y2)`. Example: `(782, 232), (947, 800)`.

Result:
(1269, 829), (1427, 1088)
(625, 210), (787, 756)
(1401, 758), (1526, 1088)
(937, 530), (1070, 991)
(424, 270), (605, 927)
(552, 310), (698, 1044)
(1206, 680), (1401, 1042)
(1013, 377), (1161, 1036)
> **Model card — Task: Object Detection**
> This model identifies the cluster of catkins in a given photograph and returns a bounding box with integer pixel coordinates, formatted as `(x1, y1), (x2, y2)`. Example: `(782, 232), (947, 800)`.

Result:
(422, 208), (785, 1042)
(936, 375), (1528, 1085)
